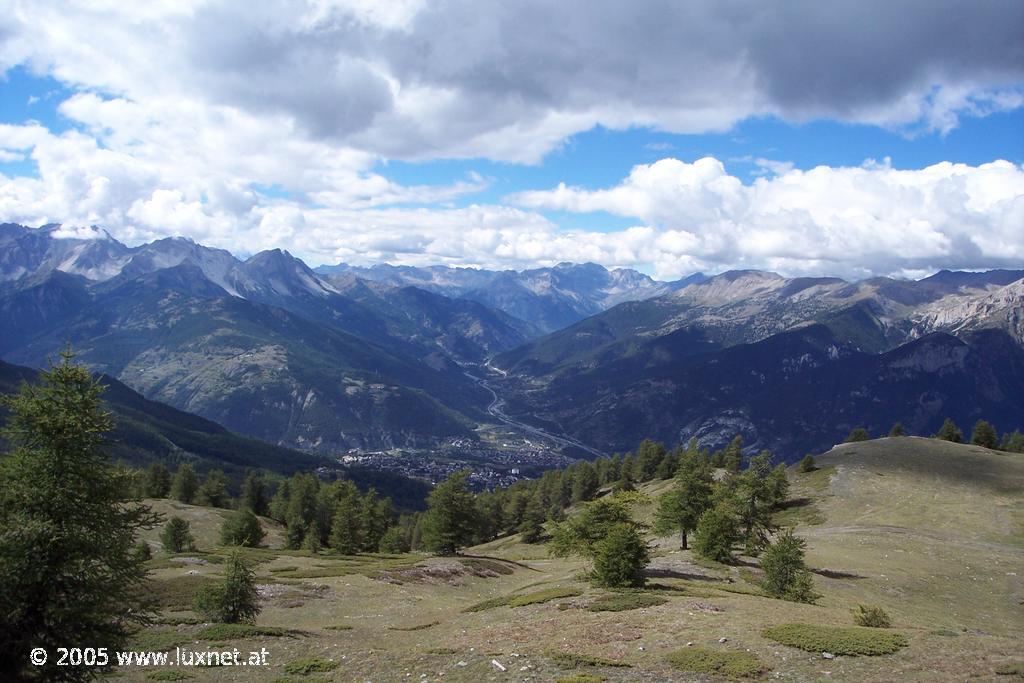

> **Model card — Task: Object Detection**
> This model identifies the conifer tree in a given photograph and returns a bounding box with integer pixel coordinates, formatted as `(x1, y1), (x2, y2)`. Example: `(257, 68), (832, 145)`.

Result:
(571, 461), (599, 503)
(220, 508), (265, 547)
(0, 353), (160, 681)
(518, 492), (547, 543)
(723, 435), (743, 473)
(970, 419), (998, 449)
(760, 529), (818, 603)
(329, 487), (363, 554)
(888, 422), (906, 437)
(198, 469), (230, 508)
(592, 523), (649, 588)
(161, 516), (195, 552)
(693, 503), (740, 563)
(652, 449), (712, 549)
(798, 454), (816, 472)
(240, 471), (269, 516)
(421, 470), (477, 555)
(936, 417), (963, 442)
(145, 462), (172, 498)
(171, 462), (199, 503)
(845, 427), (870, 442)
(194, 551), (260, 624)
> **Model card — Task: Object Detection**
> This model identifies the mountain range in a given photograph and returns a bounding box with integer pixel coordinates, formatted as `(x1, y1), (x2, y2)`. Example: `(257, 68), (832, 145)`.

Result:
(1, 222), (1022, 461)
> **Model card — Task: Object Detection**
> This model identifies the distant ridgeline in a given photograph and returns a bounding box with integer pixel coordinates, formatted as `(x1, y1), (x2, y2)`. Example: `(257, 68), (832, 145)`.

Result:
(0, 359), (430, 511)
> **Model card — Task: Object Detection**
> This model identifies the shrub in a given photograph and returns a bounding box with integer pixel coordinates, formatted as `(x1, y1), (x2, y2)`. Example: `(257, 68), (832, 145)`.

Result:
(161, 517), (195, 553)
(555, 675), (606, 683)
(219, 509), (265, 547)
(798, 454), (816, 472)
(591, 523), (649, 588)
(936, 418), (963, 443)
(193, 551), (261, 624)
(888, 422), (906, 437)
(762, 623), (908, 655)
(665, 647), (764, 678)
(760, 529), (819, 603)
(852, 604), (892, 628)
(586, 592), (667, 612)
(462, 596), (511, 612)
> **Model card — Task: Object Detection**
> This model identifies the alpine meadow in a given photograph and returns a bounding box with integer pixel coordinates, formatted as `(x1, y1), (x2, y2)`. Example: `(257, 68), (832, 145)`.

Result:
(0, 2), (1022, 682)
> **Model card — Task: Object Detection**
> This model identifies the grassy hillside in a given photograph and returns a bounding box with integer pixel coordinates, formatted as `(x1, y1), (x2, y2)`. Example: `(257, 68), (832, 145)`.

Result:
(114, 437), (1023, 681)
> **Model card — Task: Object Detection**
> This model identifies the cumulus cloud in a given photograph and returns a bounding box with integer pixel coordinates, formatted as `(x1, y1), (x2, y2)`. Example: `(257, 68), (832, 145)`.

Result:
(509, 157), (1024, 279)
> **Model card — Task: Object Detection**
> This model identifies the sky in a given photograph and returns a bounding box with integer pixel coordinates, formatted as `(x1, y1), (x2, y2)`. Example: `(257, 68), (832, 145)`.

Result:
(0, 1), (1022, 280)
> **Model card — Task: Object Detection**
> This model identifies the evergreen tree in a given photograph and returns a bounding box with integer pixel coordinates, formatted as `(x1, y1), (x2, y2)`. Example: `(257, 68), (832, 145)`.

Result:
(635, 439), (667, 481)
(302, 524), (321, 553)
(284, 473), (320, 549)
(656, 446), (682, 479)
(131, 540), (153, 562)
(378, 526), (410, 553)
(605, 453), (622, 484)
(421, 470), (477, 555)
(723, 435), (743, 473)
(735, 451), (779, 555)
(549, 498), (638, 559)
(240, 471), (269, 516)
(161, 516), (195, 553)
(219, 508), (265, 547)
(1000, 430), (1024, 453)
(845, 427), (871, 443)
(760, 529), (818, 603)
(170, 463), (199, 504)
(652, 450), (712, 549)
(936, 417), (963, 443)
(0, 353), (165, 682)
(970, 419), (998, 449)
(888, 422), (906, 437)
(268, 479), (291, 521)
(571, 461), (600, 503)
(144, 462), (172, 498)
(692, 503), (740, 563)
(765, 463), (790, 507)
(591, 523), (649, 588)
(798, 454), (816, 472)
(194, 551), (260, 624)
(518, 492), (547, 544)
(197, 469), (230, 508)
(328, 487), (363, 554)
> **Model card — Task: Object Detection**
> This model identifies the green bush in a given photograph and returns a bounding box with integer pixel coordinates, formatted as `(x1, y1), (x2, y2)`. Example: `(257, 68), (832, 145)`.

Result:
(586, 592), (667, 612)
(193, 551), (261, 624)
(852, 604), (892, 628)
(665, 647), (764, 678)
(763, 623), (908, 655)
(798, 454), (816, 472)
(462, 595), (511, 612)
(845, 428), (871, 443)
(693, 504), (740, 563)
(591, 523), (649, 588)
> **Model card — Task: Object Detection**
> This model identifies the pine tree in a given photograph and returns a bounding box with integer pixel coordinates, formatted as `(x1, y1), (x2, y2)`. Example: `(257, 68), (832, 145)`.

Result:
(378, 526), (410, 553)
(0, 353), (161, 681)
(591, 523), (649, 588)
(144, 462), (172, 498)
(970, 419), (998, 449)
(170, 463), (199, 503)
(268, 479), (291, 521)
(760, 529), (819, 603)
(518, 492), (547, 543)
(734, 451), (779, 555)
(766, 463), (790, 507)
(652, 450), (712, 549)
(194, 551), (260, 624)
(329, 489), (363, 555)
(240, 471), (269, 516)
(571, 461), (599, 503)
(421, 471), (477, 555)
(1000, 430), (1024, 453)
(798, 454), (816, 472)
(936, 417), (963, 442)
(198, 469), (230, 508)
(635, 439), (667, 481)
(549, 498), (638, 559)
(723, 435), (743, 473)
(845, 427), (871, 442)
(161, 516), (195, 552)
(692, 503), (740, 563)
(888, 422), (906, 437)
(220, 509), (265, 547)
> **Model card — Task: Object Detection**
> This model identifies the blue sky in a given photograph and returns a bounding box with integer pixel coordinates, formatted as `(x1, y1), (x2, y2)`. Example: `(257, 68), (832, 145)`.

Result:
(0, 2), (1022, 278)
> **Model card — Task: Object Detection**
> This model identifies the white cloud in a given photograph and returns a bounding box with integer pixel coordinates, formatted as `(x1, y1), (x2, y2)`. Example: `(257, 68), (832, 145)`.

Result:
(509, 157), (1024, 279)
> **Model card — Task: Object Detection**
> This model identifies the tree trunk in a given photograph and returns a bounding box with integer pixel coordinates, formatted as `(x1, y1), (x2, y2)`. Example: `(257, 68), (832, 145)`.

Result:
(681, 530), (688, 550)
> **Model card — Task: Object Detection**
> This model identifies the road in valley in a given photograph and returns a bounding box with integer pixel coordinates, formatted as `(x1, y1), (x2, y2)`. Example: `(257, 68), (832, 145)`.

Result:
(463, 361), (605, 459)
